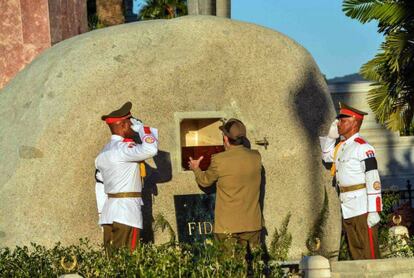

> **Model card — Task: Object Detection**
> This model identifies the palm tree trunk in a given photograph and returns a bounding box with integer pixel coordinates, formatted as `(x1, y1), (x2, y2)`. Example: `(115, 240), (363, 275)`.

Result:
(96, 0), (125, 26)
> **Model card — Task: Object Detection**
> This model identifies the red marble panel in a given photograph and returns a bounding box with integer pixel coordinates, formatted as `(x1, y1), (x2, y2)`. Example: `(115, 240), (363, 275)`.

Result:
(0, 44), (24, 88)
(0, 0), (51, 89)
(66, 0), (75, 37)
(48, 0), (63, 43)
(0, 0), (22, 89)
(0, 0), (23, 45)
(49, 0), (88, 45)
(20, 0), (50, 45)
(77, 0), (89, 34)
(71, 0), (88, 36)
(1, 41), (50, 89)
(1, 0), (87, 89)
(22, 43), (49, 65)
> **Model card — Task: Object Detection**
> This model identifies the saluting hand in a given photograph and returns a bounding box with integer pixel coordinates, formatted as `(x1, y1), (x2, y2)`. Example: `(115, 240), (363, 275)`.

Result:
(130, 118), (144, 133)
(188, 156), (204, 170)
(327, 119), (339, 139)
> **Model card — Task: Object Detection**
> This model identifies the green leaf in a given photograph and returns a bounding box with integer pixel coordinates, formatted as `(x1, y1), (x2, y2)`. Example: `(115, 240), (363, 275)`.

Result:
(343, 0), (406, 27)
(346, 0), (414, 134)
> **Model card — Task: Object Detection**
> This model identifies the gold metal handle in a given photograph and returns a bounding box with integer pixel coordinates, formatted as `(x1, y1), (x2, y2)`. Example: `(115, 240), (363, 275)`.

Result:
(255, 137), (269, 150)
(306, 237), (321, 252)
(393, 215), (402, 225)
(60, 255), (77, 272)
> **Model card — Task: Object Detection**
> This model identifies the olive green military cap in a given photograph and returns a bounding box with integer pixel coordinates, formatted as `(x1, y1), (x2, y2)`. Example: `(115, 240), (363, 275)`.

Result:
(101, 101), (132, 123)
(219, 118), (247, 140)
(337, 102), (368, 119)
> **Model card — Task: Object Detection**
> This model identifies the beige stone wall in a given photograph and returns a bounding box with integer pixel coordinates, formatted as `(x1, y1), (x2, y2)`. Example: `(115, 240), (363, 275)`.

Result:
(0, 16), (340, 259)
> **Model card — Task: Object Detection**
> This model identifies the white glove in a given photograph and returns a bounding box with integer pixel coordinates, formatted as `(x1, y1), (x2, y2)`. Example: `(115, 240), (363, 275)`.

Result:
(327, 119), (339, 139)
(367, 212), (381, 227)
(130, 118), (143, 133)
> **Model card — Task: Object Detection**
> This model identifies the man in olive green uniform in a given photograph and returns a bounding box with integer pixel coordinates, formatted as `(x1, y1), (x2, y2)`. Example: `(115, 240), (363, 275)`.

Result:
(188, 118), (263, 250)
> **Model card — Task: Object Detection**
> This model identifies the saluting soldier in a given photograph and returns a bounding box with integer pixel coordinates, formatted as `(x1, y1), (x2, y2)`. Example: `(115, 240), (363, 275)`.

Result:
(95, 102), (158, 253)
(188, 118), (263, 255)
(320, 103), (382, 260)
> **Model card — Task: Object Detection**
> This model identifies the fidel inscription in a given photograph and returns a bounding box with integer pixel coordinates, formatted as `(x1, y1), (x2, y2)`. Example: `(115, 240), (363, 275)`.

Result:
(174, 194), (215, 243)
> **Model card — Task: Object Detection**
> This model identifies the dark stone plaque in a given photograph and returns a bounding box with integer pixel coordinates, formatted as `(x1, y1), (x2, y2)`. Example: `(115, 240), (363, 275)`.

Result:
(174, 193), (215, 243)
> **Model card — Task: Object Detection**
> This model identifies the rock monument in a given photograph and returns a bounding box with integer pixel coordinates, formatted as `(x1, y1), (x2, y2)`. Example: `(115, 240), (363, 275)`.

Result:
(0, 16), (340, 259)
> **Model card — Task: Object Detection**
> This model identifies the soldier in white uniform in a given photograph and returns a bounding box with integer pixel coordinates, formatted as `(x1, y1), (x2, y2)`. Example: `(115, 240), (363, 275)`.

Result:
(95, 102), (158, 253)
(320, 103), (382, 260)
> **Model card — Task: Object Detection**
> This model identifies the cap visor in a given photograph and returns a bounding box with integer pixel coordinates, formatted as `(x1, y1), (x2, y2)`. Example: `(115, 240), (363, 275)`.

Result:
(219, 125), (235, 139)
(336, 114), (352, 119)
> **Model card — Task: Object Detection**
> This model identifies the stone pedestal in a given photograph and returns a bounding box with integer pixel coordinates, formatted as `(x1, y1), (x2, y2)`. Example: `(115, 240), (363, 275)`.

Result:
(388, 219), (413, 257)
(299, 255), (331, 278)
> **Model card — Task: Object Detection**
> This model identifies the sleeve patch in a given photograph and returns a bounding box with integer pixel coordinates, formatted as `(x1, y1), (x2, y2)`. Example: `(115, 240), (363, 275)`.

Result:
(373, 181), (381, 190)
(143, 135), (155, 144)
(144, 126), (151, 134)
(364, 157), (378, 171)
(365, 150), (375, 158)
(354, 137), (366, 144)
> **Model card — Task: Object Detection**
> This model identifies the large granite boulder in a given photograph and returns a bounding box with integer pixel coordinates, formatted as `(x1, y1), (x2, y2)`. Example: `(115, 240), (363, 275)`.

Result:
(0, 16), (340, 259)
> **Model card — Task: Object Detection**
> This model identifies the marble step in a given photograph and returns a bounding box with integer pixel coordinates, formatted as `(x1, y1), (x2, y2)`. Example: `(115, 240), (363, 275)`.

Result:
(331, 258), (414, 277)
(331, 271), (414, 278)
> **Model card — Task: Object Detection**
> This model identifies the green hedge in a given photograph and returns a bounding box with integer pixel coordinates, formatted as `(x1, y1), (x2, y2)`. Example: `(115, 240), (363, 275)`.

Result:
(0, 239), (284, 277)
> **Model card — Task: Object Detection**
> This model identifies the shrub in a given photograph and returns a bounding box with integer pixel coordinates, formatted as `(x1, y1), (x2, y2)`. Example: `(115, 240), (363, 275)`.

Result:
(269, 212), (292, 261)
(0, 238), (284, 277)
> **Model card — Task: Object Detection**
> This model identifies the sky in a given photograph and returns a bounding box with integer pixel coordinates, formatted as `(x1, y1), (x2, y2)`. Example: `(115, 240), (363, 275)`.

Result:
(133, 0), (384, 79)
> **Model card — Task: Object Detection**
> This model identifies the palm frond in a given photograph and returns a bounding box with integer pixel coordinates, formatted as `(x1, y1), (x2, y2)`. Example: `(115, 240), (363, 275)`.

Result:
(367, 84), (394, 124)
(360, 54), (385, 82)
(345, 0), (414, 134)
(383, 31), (410, 73)
(343, 0), (381, 23)
(384, 100), (414, 133)
(385, 108), (405, 131)
(343, 0), (406, 27)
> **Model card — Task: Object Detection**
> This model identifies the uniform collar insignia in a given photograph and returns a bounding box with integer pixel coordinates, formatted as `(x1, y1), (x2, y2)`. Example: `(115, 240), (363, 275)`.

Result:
(344, 133), (360, 145)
